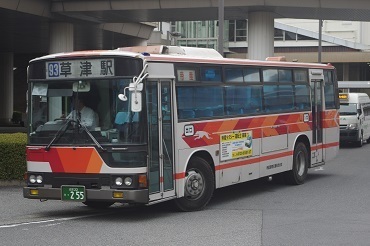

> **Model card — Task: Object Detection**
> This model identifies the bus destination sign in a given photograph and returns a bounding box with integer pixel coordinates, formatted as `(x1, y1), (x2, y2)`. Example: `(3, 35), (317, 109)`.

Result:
(46, 59), (115, 79)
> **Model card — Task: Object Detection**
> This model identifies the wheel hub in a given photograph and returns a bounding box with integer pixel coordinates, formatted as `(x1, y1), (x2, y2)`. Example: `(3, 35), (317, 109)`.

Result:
(185, 170), (204, 198)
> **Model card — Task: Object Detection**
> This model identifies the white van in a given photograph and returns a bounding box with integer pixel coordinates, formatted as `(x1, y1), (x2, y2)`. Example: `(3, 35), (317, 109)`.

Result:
(339, 93), (370, 147)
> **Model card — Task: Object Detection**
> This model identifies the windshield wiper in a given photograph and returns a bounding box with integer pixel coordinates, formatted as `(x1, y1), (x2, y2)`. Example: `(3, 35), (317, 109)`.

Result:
(45, 119), (75, 151)
(77, 118), (106, 151)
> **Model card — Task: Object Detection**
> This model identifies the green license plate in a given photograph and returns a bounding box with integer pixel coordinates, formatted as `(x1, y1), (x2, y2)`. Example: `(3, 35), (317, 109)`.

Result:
(61, 186), (86, 202)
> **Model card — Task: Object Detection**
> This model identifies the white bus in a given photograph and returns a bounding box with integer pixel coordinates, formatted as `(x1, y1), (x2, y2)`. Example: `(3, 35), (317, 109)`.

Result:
(339, 92), (370, 147)
(23, 46), (340, 211)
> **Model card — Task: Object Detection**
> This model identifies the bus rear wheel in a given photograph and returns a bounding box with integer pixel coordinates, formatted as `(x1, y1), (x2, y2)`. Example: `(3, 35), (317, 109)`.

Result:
(284, 142), (308, 185)
(175, 156), (214, 212)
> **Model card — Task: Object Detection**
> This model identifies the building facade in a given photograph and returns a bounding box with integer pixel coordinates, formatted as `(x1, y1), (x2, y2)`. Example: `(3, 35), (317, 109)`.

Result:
(149, 20), (370, 83)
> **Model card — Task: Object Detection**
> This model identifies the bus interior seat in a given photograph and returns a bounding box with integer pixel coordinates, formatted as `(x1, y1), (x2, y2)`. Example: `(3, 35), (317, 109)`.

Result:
(195, 109), (213, 118)
(212, 107), (224, 116)
(227, 105), (243, 115)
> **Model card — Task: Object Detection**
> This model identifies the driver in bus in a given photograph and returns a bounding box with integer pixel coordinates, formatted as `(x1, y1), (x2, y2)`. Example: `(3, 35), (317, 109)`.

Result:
(64, 95), (99, 129)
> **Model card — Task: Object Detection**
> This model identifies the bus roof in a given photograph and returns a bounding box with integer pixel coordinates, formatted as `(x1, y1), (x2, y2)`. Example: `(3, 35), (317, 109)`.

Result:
(30, 45), (335, 70)
(119, 45), (334, 69)
(30, 49), (142, 63)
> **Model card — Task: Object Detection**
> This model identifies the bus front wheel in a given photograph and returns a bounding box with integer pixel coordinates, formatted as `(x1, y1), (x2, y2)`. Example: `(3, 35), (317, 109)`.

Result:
(175, 156), (214, 212)
(284, 142), (308, 185)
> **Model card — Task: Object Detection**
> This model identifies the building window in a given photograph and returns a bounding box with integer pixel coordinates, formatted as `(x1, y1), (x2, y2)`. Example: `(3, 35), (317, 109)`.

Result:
(228, 20), (247, 42)
(274, 29), (284, 40)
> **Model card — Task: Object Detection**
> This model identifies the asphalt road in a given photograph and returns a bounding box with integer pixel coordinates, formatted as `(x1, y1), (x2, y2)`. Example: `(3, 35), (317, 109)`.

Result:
(1, 143), (370, 246)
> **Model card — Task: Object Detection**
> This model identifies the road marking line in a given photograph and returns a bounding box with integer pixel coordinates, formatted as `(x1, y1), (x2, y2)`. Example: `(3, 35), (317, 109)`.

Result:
(0, 213), (108, 229)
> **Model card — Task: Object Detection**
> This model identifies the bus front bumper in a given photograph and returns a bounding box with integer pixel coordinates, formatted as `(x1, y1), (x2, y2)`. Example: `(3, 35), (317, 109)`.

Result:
(23, 187), (149, 204)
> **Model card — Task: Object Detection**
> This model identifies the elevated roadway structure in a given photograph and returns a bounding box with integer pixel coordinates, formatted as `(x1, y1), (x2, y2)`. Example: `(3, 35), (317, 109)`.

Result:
(1, 0), (370, 124)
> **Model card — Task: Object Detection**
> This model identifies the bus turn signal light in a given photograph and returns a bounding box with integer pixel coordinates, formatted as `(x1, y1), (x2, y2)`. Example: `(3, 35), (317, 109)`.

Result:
(138, 174), (147, 188)
(113, 191), (123, 198)
(30, 189), (39, 196)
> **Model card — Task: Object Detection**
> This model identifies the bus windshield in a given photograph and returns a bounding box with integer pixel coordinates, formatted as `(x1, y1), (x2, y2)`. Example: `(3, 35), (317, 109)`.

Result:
(28, 79), (147, 145)
(339, 103), (358, 115)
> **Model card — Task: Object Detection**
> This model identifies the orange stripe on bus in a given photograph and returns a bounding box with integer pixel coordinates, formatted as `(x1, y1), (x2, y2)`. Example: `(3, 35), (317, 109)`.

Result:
(175, 172), (186, 179)
(323, 142), (340, 148)
(175, 141), (339, 180)
(215, 150), (292, 171)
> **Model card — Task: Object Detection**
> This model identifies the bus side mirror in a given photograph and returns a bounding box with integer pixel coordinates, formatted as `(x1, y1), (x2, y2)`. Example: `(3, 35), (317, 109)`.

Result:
(131, 92), (142, 112)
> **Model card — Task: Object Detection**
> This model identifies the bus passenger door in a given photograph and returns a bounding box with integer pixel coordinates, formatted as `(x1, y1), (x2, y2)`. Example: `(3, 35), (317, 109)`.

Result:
(147, 80), (175, 202)
(310, 70), (324, 166)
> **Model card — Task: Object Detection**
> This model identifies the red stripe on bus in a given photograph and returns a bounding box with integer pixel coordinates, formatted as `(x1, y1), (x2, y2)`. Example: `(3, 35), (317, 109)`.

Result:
(175, 172), (186, 179)
(323, 142), (340, 148)
(311, 145), (323, 151)
(215, 150), (293, 171)
(174, 141), (339, 180)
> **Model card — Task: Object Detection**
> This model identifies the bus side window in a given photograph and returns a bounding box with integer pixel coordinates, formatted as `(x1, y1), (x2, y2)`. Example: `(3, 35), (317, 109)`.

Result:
(263, 85), (279, 112)
(245, 87), (263, 113)
(279, 85), (295, 110)
(295, 85), (310, 110)
(179, 109), (195, 119)
(225, 86), (244, 115)
(195, 109), (213, 118)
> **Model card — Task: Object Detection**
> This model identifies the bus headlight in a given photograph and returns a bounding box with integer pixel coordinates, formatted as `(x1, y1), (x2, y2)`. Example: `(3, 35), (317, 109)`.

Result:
(36, 175), (43, 184)
(124, 177), (133, 186)
(115, 177), (123, 186)
(348, 123), (358, 130)
(29, 175), (36, 184)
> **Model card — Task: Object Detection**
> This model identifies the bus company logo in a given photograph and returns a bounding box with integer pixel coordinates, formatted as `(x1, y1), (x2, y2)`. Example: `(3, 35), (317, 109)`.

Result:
(183, 125), (213, 140)
(194, 131), (212, 140)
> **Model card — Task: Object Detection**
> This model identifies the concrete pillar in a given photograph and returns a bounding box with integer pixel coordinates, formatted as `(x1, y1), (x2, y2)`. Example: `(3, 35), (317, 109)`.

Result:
(248, 12), (274, 60)
(49, 22), (74, 53)
(343, 63), (349, 81)
(124, 38), (147, 47)
(49, 22), (74, 120)
(75, 25), (104, 50)
(0, 53), (14, 125)
(129, 38), (147, 46)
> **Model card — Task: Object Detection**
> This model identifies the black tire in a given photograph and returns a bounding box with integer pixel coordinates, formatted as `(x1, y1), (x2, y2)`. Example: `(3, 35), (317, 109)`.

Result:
(356, 133), (363, 147)
(83, 201), (114, 209)
(174, 156), (214, 212)
(284, 142), (309, 185)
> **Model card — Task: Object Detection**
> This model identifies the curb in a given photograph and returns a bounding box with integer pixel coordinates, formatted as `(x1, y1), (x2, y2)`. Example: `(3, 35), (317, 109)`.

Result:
(0, 180), (24, 187)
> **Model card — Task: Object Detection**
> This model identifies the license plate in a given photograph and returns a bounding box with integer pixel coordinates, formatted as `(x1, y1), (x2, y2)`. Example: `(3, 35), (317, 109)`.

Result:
(61, 186), (86, 202)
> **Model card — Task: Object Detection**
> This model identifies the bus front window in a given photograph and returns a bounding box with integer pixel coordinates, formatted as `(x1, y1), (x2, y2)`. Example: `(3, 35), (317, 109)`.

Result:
(28, 79), (147, 145)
